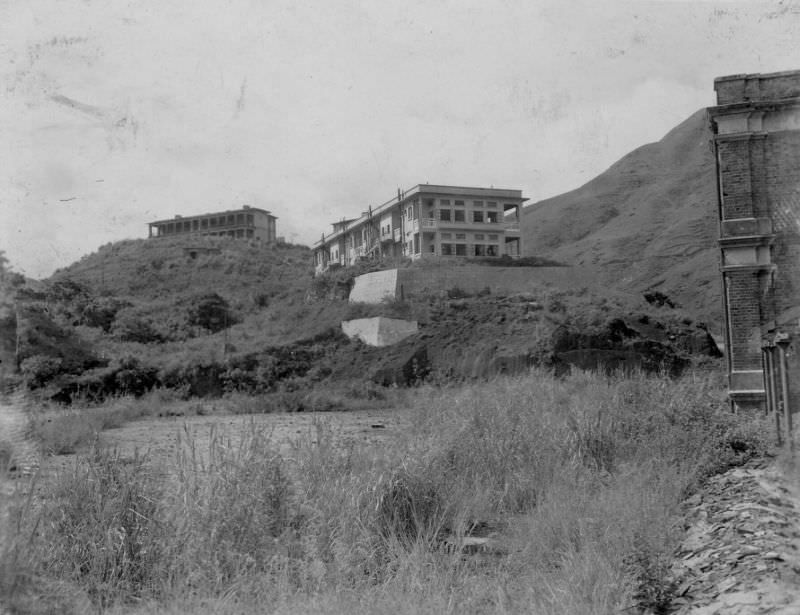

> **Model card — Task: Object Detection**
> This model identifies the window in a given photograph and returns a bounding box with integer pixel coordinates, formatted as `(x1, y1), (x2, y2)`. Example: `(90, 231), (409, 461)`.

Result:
(455, 244), (467, 256)
(487, 202), (498, 208)
(440, 199), (451, 206)
(487, 211), (498, 223)
(474, 244), (486, 256)
(454, 200), (465, 207)
(488, 234), (498, 240)
(201, 219), (209, 229)
(247, 229), (254, 238)
(439, 209), (451, 221)
(441, 243), (453, 255)
(246, 214), (254, 225)
(237, 213), (244, 224)
(487, 244), (498, 256)
(473, 211), (484, 223)
(473, 200), (484, 208)
(454, 210), (465, 222)
(228, 215), (235, 225)
(455, 233), (466, 240)
(441, 232), (452, 240)
(474, 233), (484, 241)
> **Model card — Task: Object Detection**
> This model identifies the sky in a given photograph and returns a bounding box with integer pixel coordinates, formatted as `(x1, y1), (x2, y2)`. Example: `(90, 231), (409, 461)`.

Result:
(2, 0), (800, 278)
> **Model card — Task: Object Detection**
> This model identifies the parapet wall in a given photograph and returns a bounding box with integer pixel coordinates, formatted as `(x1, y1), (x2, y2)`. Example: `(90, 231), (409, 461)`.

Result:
(715, 70), (800, 105)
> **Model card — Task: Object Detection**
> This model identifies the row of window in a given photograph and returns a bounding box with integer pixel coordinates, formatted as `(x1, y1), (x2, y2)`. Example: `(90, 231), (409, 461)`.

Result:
(441, 233), (499, 241)
(438, 209), (499, 223)
(440, 244), (500, 256)
(439, 200), (499, 208)
(157, 213), (256, 234)
(201, 229), (255, 238)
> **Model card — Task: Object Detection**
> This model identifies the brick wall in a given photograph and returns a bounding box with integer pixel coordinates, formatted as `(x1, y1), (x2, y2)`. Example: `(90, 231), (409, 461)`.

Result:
(726, 271), (763, 370)
(719, 138), (754, 219)
(765, 132), (800, 316)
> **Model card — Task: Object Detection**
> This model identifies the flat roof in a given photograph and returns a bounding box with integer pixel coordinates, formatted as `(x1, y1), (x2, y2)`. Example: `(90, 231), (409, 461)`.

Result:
(148, 206), (276, 225)
(314, 183), (527, 248)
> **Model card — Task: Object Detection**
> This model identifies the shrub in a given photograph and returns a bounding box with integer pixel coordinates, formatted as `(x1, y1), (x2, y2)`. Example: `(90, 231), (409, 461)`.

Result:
(111, 310), (164, 343)
(81, 297), (131, 331)
(20, 355), (64, 388)
(188, 293), (237, 332)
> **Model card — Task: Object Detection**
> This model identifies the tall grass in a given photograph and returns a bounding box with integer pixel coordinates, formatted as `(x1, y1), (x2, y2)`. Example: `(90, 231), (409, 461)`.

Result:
(3, 370), (768, 614)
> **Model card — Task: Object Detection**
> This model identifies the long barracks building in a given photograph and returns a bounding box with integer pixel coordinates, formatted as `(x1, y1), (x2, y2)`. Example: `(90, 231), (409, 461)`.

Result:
(147, 206), (277, 242)
(312, 184), (526, 275)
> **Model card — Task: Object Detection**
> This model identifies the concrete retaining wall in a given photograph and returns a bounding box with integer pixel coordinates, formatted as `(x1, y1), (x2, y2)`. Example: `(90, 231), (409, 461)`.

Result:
(349, 269), (398, 304)
(341, 317), (418, 346)
(349, 265), (597, 304)
(396, 265), (596, 298)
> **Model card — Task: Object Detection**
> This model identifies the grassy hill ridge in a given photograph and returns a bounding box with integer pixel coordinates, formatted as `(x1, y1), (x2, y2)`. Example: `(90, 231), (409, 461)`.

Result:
(522, 109), (720, 324)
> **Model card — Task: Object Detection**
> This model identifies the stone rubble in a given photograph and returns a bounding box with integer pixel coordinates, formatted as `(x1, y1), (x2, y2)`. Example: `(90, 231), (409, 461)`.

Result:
(669, 459), (800, 615)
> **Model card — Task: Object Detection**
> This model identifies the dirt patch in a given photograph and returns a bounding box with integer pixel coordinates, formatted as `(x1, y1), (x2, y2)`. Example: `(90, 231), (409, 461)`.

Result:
(95, 409), (410, 471)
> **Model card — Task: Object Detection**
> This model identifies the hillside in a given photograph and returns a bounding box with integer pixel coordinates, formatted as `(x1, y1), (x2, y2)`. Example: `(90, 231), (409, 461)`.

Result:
(15, 233), (722, 404)
(52, 236), (313, 305)
(522, 109), (720, 324)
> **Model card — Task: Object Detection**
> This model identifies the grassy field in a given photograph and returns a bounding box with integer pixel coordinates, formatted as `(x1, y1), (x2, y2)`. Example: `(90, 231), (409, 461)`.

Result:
(1, 369), (768, 615)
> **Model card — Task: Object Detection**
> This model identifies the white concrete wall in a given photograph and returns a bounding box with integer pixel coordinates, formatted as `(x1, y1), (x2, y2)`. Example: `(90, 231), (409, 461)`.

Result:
(349, 265), (598, 304)
(349, 269), (399, 303)
(341, 317), (418, 346)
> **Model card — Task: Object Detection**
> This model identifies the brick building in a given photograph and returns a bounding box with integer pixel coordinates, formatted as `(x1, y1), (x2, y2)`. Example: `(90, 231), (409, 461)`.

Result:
(709, 70), (800, 411)
(147, 206), (277, 242)
(313, 184), (526, 274)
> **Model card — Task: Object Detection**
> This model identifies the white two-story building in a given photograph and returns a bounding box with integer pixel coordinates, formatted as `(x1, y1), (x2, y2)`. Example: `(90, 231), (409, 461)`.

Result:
(313, 184), (526, 274)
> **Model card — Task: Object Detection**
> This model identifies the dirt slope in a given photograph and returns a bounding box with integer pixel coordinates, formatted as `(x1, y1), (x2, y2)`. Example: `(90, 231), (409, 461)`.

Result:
(522, 109), (720, 324)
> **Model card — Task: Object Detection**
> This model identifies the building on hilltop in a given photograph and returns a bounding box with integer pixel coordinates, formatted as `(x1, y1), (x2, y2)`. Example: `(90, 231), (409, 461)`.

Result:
(147, 206), (277, 242)
(709, 69), (800, 413)
(312, 184), (526, 275)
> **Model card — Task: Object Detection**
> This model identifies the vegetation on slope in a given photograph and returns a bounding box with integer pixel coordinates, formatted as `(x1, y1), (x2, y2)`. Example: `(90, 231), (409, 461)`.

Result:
(522, 109), (720, 322)
(14, 234), (722, 404)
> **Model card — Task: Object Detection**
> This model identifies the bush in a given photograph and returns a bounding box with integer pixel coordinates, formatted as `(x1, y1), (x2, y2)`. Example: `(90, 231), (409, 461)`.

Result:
(20, 355), (64, 388)
(188, 293), (237, 332)
(111, 310), (164, 343)
(81, 297), (131, 331)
